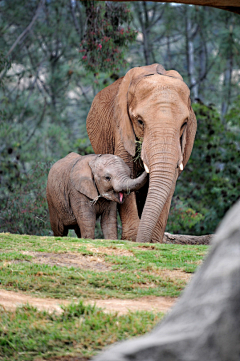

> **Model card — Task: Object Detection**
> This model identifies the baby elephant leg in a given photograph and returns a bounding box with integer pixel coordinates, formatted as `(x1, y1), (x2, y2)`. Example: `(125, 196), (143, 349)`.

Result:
(101, 202), (118, 240)
(71, 197), (96, 239)
(77, 212), (96, 239)
(49, 212), (68, 237)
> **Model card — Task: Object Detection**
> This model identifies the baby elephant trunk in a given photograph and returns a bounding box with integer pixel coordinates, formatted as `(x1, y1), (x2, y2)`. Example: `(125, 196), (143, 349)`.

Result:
(115, 171), (148, 193)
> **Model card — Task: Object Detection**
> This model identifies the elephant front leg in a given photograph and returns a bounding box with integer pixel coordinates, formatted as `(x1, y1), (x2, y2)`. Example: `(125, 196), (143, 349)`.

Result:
(119, 192), (139, 242)
(71, 197), (96, 239)
(77, 210), (96, 239)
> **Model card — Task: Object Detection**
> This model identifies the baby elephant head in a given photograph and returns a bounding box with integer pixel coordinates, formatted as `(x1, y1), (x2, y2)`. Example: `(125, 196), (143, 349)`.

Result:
(89, 154), (147, 204)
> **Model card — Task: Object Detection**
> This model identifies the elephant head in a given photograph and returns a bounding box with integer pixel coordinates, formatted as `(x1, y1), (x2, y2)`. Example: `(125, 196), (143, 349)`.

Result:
(114, 64), (197, 242)
(89, 154), (148, 204)
(71, 154), (147, 204)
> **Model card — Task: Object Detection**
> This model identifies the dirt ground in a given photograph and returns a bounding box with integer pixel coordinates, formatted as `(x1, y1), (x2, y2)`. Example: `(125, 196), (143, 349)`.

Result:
(0, 289), (176, 315)
(0, 250), (189, 315)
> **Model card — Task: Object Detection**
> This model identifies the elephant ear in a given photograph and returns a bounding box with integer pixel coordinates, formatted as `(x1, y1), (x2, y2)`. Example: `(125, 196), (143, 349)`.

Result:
(70, 157), (98, 200)
(114, 67), (138, 157)
(114, 64), (161, 157)
(182, 98), (197, 168)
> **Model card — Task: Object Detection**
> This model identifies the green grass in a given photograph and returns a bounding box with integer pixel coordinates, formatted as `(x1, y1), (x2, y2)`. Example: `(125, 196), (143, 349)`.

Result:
(0, 233), (208, 360)
(0, 233), (208, 300)
(0, 301), (164, 360)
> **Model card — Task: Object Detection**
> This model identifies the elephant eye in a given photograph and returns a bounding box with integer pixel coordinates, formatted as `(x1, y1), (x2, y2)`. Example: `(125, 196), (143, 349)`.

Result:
(105, 176), (111, 181)
(138, 119), (144, 126)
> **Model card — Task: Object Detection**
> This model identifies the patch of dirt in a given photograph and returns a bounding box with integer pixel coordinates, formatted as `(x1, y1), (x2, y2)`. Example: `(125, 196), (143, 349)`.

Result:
(21, 251), (111, 271)
(0, 289), (69, 314)
(87, 245), (134, 257)
(152, 269), (192, 281)
(137, 245), (156, 250)
(132, 282), (156, 289)
(186, 259), (203, 265)
(0, 289), (176, 315)
(89, 296), (176, 314)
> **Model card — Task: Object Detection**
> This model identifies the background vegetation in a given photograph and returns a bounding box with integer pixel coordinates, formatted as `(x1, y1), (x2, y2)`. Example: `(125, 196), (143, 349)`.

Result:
(1, 1), (240, 237)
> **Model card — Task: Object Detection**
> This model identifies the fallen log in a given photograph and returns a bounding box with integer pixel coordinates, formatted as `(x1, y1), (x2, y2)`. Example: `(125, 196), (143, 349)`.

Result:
(162, 232), (213, 245)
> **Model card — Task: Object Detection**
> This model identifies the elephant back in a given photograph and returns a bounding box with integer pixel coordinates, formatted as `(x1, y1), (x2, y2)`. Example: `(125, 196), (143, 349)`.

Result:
(86, 77), (123, 155)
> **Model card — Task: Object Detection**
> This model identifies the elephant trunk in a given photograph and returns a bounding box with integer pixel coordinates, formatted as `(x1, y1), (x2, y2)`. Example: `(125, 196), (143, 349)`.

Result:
(114, 171), (148, 193)
(136, 134), (179, 243)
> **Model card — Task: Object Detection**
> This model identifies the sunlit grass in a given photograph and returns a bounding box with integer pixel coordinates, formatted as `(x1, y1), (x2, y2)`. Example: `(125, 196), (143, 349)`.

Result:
(0, 301), (164, 360)
(0, 233), (208, 299)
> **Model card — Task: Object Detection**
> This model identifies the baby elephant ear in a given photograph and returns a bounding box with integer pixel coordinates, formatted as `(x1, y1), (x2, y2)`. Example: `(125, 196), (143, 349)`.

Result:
(70, 157), (98, 201)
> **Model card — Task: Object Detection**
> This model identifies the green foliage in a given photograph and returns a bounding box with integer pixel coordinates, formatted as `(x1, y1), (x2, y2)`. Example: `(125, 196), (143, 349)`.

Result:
(0, 162), (52, 235)
(225, 95), (240, 126)
(167, 103), (240, 235)
(80, 1), (137, 73)
(74, 138), (94, 155)
(167, 199), (204, 235)
(134, 137), (143, 163)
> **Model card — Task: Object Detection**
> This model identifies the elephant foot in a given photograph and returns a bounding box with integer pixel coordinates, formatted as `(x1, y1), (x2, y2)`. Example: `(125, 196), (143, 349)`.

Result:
(121, 228), (138, 242)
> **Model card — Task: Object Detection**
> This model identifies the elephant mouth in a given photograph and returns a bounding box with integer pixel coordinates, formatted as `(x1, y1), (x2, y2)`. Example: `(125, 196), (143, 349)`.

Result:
(113, 191), (125, 204)
(101, 190), (126, 204)
(119, 192), (124, 203)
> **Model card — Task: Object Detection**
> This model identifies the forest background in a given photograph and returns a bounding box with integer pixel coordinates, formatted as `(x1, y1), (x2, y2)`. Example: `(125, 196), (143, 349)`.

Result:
(1, 0), (240, 238)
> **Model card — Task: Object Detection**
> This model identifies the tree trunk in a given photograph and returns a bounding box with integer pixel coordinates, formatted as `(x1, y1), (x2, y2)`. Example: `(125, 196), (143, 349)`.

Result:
(185, 6), (198, 100)
(221, 40), (233, 117)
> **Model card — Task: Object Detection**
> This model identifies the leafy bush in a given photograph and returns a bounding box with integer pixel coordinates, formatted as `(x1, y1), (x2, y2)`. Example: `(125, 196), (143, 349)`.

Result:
(167, 102), (240, 235)
(0, 162), (52, 235)
(80, 1), (137, 72)
(167, 199), (204, 234)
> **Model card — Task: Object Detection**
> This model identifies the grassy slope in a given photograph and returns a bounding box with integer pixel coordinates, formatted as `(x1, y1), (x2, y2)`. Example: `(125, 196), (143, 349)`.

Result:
(0, 233), (208, 360)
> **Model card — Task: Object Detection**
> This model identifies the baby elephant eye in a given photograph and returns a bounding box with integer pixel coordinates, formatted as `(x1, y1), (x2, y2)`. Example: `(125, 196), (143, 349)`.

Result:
(138, 119), (144, 126)
(105, 176), (111, 181)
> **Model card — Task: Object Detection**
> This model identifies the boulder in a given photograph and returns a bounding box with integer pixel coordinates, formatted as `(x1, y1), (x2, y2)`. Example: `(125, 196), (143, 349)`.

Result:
(93, 200), (240, 361)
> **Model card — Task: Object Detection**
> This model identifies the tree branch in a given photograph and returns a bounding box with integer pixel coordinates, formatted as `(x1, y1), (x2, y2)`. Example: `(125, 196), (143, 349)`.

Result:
(6, 0), (45, 58)
(24, 97), (47, 145)
(69, 0), (81, 39)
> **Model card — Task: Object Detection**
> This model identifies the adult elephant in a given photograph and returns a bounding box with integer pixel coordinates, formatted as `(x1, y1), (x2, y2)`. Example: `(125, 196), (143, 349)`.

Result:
(86, 64), (197, 243)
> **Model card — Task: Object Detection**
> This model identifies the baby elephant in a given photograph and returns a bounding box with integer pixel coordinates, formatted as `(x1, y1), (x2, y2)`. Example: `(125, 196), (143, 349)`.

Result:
(47, 152), (147, 240)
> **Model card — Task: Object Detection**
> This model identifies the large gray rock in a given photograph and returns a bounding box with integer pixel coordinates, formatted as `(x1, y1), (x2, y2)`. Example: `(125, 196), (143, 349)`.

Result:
(93, 201), (240, 361)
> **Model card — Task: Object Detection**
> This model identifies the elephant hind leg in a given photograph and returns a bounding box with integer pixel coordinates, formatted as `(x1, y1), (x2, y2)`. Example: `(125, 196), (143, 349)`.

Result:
(53, 223), (68, 237)
(49, 213), (68, 237)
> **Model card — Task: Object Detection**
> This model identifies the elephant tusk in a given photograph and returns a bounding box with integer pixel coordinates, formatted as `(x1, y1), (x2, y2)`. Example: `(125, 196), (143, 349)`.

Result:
(179, 162), (183, 171)
(143, 162), (149, 174)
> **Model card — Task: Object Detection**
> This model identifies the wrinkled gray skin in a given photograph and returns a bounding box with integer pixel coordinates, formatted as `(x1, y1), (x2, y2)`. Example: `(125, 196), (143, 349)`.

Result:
(47, 152), (147, 239)
(93, 200), (240, 361)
